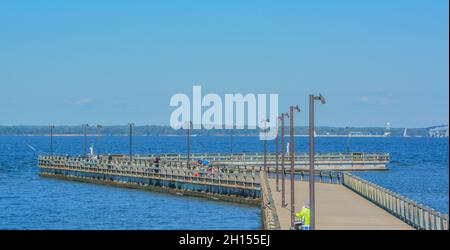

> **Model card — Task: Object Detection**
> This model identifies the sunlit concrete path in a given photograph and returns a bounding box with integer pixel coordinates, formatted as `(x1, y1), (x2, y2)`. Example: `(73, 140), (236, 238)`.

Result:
(268, 179), (413, 230)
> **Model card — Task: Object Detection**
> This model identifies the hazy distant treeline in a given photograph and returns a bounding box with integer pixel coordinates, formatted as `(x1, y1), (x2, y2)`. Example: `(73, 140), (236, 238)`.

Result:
(0, 125), (428, 137)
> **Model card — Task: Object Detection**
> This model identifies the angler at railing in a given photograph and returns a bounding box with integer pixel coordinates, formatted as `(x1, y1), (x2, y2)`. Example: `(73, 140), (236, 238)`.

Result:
(146, 152), (390, 163)
(38, 155), (260, 189)
(343, 173), (448, 230)
(260, 171), (281, 230)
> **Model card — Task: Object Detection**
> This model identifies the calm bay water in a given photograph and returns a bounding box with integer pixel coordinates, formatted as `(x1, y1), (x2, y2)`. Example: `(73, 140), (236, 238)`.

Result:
(0, 136), (448, 229)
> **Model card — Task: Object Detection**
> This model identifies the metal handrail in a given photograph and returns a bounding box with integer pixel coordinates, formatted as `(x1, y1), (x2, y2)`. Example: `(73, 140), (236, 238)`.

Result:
(38, 155), (346, 180)
(38, 155), (447, 230)
(343, 173), (448, 230)
(39, 152), (389, 167)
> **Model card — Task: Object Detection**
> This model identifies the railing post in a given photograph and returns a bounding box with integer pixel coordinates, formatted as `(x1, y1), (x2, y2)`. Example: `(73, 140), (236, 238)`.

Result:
(442, 215), (448, 230)
(430, 209), (436, 230)
(436, 212), (442, 230)
(420, 205), (425, 230)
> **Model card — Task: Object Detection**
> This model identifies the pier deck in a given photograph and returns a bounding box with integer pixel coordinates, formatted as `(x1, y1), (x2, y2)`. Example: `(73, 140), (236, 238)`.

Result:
(267, 179), (413, 230)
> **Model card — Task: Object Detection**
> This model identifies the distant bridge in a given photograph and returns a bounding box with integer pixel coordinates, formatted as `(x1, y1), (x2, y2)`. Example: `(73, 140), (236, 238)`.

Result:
(427, 125), (449, 138)
(39, 154), (448, 230)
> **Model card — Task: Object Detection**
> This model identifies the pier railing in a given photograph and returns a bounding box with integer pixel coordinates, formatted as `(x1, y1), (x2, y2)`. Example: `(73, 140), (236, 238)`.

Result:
(144, 152), (390, 163)
(293, 171), (343, 184)
(39, 155), (260, 189)
(343, 173), (448, 230)
(260, 171), (281, 230)
(39, 155), (346, 184)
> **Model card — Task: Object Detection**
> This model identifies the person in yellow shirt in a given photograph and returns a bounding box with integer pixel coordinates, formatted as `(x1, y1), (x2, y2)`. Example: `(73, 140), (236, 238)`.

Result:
(295, 203), (311, 230)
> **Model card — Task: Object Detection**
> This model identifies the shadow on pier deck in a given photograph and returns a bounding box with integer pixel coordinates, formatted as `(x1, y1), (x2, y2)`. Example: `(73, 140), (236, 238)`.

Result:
(267, 179), (413, 230)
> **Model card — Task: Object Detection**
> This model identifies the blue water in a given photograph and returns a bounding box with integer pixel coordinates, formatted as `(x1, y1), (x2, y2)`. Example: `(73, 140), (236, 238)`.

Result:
(0, 136), (448, 229)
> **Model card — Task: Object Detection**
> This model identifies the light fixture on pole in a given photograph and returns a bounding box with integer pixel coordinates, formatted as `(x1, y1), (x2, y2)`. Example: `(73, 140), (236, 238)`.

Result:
(184, 121), (192, 167)
(289, 105), (300, 229)
(309, 94), (326, 230)
(96, 125), (103, 156)
(346, 126), (350, 153)
(49, 125), (55, 155)
(230, 129), (234, 155)
(82, 124), (89, 158)
(280, 112), (289, 206)
(261, 118), (270, 173)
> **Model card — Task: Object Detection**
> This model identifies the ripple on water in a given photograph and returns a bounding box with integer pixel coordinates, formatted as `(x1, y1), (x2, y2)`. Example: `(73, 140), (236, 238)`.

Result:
(0, 136), (447, 229)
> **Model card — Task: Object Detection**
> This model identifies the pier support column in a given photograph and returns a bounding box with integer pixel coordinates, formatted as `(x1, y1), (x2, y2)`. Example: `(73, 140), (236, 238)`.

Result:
(275, 117), (280, 192)
(289, 105), (300, 229)
(49, 125), (54, 155)
(128, 123), (134, 161)
(82, 124), (89, 159)
(281, 114), (287, 207)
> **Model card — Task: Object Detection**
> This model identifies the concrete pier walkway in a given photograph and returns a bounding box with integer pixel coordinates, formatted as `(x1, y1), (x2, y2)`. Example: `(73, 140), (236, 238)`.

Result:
(39, 155), (446, 230)
(267, 178), (413, 230)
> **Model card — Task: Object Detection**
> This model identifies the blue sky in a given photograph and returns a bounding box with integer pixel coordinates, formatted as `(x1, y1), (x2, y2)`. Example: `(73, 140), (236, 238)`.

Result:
(0, 0), (448, 128)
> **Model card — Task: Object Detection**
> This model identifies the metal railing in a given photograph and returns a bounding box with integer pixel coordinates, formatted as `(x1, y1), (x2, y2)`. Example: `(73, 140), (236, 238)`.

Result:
(260, 171), (281, 230)
(343, 173), (448, 230)
(144, 152), (390, 163)
(39, 156), (448, 230)
(39, 155), (347, 180)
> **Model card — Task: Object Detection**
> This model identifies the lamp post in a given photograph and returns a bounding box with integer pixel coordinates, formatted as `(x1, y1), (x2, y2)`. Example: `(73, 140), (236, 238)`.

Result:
(275, 116), (280, 192)
(230, 129), (234, 154)
(280, 112), (289, 206)
(49, 125), (55, 155)
(346, 126), (350, 153)
(289, 105), (301, 229)
(96, 125), (102, 156)
(309, 94), (326, 230)
(185, 121), (192, 166)
(261, 118), (270, 173)
(82, 124), (89, 158)
(128, 123), (135, 161)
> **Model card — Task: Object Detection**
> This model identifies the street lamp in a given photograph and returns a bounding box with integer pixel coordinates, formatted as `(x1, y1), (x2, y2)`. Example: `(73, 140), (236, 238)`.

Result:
(346, 126), (350, 153)
(289, 105), (300, 229)
(275, 116), (280, 192)
(96, 125), (103, 156)
(49, 125), (55, 155)
(82, 124), (89, 158)
(280, 112), (289, 206)
(309, 94), (326, 230)
(184, 121), (192, 166)
(128, 123), (135, 161)
(261, 118), (270, 173)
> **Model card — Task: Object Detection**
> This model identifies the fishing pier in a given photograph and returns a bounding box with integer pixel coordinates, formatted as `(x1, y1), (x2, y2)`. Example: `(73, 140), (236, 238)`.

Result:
(38, 152), (448, 230)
